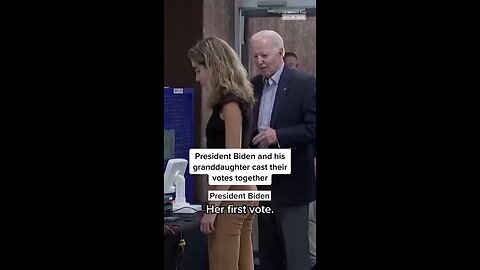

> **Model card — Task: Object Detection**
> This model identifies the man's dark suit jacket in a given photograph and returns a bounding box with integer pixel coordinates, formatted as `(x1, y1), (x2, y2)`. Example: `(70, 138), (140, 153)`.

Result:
(250, 66), (316, 207)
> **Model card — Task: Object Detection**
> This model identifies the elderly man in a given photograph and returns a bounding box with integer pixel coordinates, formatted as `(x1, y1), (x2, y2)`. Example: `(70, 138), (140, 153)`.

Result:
(249, 30), (316, 270)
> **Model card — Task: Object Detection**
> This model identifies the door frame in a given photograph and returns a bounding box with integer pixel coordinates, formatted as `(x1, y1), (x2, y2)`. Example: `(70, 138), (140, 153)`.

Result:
(235, 7), (316, 69)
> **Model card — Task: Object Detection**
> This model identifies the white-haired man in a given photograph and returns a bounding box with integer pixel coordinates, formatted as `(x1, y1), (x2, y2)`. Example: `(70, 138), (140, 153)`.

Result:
(249, 30), (316, 270)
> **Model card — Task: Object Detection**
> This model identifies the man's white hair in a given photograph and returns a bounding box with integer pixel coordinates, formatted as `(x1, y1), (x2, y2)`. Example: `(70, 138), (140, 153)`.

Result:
(250, 30), (285, 53)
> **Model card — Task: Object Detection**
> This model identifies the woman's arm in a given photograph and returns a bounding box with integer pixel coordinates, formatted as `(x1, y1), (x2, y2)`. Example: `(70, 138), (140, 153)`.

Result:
(209, 101), (243, 207)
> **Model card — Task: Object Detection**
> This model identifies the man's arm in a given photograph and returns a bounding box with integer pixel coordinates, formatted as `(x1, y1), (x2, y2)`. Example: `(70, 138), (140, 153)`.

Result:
(276, 77), (316, 148)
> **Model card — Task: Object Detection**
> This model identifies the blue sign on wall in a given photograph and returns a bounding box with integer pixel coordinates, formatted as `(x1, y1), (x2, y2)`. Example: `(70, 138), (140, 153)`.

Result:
(163, 87), (194, 203)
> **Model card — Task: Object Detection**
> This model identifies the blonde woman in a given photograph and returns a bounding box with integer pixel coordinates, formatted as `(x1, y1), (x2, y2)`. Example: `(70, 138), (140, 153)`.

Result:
(188, 37), (257, 270)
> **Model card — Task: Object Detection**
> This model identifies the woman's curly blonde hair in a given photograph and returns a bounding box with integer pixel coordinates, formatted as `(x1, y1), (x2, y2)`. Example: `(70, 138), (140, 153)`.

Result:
(188, 37), (255, 108)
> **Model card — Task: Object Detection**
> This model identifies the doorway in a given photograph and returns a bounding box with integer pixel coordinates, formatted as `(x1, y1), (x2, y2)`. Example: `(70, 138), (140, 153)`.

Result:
(240, 8), (316, 77)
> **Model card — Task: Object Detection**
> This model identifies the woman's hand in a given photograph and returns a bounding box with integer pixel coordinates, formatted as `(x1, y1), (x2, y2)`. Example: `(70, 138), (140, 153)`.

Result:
(200, 213), (217, 234)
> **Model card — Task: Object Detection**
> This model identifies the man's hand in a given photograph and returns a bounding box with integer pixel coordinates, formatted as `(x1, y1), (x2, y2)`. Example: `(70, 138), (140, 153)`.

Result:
(200, 213), (217, 234)
(252, 127), (278, 147)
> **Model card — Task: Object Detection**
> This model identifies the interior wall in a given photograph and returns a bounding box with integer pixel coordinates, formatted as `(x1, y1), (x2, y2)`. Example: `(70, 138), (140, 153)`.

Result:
(203, 0), (236, 48)
(164, 0), (203, 90)
(164, 0), (203, 150)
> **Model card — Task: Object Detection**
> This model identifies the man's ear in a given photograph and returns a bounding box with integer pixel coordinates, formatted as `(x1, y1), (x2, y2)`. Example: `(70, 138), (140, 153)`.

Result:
(279, 48), (284, 57)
